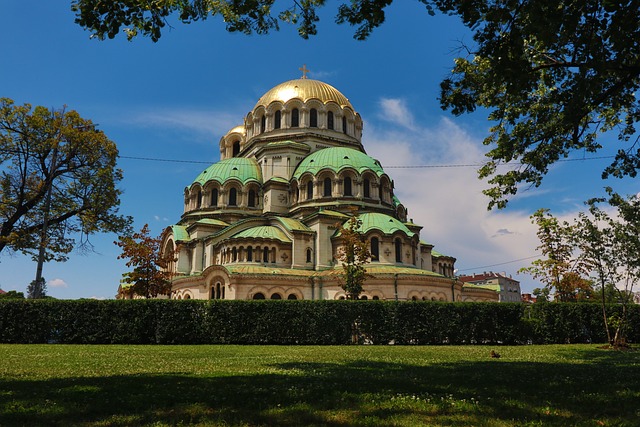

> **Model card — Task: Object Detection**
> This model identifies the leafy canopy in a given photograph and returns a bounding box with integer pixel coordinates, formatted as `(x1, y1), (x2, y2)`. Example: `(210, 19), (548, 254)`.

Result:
(73, 1), (640, 208)
(0, 98), (131, 262)
(71, 0), (408, 42)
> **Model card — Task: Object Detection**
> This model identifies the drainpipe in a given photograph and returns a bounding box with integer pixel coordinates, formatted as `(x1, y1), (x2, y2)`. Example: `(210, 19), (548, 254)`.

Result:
(451, 276), (457, 302)
(394, 274), (399, 301)
(318, 277), (323, 300)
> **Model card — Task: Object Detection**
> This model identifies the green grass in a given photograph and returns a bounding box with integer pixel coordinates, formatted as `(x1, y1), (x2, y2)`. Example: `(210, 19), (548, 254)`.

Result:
(0, 345), (638, 426)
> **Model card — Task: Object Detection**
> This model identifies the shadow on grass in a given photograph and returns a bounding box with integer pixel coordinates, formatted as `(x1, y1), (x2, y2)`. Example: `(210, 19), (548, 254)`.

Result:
(1, 349), (639, 426)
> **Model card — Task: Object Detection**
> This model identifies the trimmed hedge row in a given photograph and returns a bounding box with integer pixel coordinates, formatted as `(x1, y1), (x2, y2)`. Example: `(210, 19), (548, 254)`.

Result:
(0, 300), (637, 345)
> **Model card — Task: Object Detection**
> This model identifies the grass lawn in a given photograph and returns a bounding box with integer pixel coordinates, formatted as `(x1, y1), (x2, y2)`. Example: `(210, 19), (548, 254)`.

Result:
(0, 344), (638, 426)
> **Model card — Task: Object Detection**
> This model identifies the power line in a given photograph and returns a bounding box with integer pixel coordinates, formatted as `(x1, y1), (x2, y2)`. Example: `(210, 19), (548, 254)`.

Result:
(457, 255), (540, 273)
(118, 154), (617, 168)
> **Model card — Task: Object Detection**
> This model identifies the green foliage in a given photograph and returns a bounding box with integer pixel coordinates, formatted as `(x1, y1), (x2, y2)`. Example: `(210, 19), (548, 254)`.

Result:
(435, 0), (640, 208)
(26, 277), (46, 299)
(0, 98), (131, 261)
(1, 299), (637, 345)
(0, 290), (25, 299)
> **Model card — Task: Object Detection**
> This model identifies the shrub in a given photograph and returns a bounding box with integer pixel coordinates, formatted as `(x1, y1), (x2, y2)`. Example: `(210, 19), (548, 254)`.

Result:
(0, 300), (637, 345)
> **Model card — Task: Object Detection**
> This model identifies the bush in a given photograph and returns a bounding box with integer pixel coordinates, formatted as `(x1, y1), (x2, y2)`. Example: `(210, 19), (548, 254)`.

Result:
(0, 299), (637, 345)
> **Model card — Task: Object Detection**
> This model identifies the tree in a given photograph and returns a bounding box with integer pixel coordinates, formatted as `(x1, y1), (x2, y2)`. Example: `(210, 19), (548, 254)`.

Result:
(0, 290), (25, 299)
(336, 215), (371, 300)
(573, 189), (640, 347)
(115, 224), (175, 299)
(27, 277), (47, 299)
(436, 1), (640, 208)
(71, 0), (404, 42)
(73, 1), (640, 208)
(0, 98), (131, 262)
(519, 209), (580, 302)
(531, 287), (550, 303)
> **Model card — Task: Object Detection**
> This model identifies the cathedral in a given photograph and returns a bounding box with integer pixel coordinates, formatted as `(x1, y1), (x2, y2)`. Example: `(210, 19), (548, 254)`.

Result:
(148, 73), (497, 302)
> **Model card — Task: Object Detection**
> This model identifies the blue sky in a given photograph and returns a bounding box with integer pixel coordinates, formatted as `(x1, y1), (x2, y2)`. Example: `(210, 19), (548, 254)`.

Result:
(1, 1), (637, 298)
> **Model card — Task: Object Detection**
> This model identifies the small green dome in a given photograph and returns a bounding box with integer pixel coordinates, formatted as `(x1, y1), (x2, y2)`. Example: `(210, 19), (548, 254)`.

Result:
(292, 147), (385, 180)
(231, 226), (292, 243)
(357, 213), (415, 237)
(193, 158), (262, 186)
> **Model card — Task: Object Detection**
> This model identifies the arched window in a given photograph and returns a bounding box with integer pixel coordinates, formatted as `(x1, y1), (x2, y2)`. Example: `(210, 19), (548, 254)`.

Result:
(379, 184), (384, 201)
(372, 295), (380, 300)
(363, 178), (370, 198)
(342, 116), (347, 134)
(184, 294), (191, 299)
(310, 108), (318, 127)
(274, 110), (281, 129)
(196, 190), (202, 208)
(361, 295), (368, 300)
(228, 188), (237, 206)
(327, 111), (334, 130)
(306, 181), (314, 200)
(291, 108), (299, 127)
(343, 177), (352, 196)
(323, 177), (332, 197)
(232, 247), (237, 262)
(232, 141), (240, 157)
(263, 247), (269, 263)
(260, 115), (266, 133)
(395, 238), (402, 263)
(287, 294), (298, 300)
(306, 248), (312, 263)
(371, 237), (379, 261)
(247, 246), (253, 262)
(248, 189), (256, 207)
(253, 292), (265, 300)
(210, 188), (218, 207)
(271, 293), (282, 300)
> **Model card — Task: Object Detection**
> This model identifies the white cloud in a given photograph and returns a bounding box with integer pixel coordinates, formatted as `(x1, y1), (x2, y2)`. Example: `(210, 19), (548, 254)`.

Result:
(123, 107), (242, 141)
(48, 278), (68, 288)
(363, 102), (590, 292)
(377, 98), (416, 130)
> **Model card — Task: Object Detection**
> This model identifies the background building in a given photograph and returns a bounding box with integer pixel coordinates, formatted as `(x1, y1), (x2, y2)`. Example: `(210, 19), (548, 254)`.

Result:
(459, 271), (522, 302)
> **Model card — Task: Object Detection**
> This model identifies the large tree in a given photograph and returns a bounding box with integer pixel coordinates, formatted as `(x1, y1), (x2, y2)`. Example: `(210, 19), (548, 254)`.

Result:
(0, 98), (131, 262)
(115, 224), (174, 299)
(73, 1), (640, 208)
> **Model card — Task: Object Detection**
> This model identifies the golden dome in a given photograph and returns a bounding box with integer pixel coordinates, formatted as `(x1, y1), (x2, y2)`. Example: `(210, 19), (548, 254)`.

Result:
(226, 125), (246, 135)
(254, 79), (353, 110)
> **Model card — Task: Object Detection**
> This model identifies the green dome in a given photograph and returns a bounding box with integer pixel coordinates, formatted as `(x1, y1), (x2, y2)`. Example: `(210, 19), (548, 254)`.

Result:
(357, 213), (415, 237)
(193, 157), (262, 186)
(292, 147), (385, 180)
(231, 226), (292, 243)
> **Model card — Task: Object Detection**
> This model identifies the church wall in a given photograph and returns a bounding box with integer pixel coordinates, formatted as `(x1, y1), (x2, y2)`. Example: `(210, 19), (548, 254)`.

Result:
(307, 220), (337, 269)
(291, 233), (315, 270)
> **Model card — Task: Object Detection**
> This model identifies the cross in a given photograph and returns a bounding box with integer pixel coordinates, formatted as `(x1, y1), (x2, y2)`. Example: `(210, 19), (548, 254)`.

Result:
(299, 64), (310, 79)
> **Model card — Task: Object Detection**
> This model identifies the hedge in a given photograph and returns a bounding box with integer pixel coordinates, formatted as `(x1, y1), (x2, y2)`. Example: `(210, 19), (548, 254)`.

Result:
(0, 300), (637, 345)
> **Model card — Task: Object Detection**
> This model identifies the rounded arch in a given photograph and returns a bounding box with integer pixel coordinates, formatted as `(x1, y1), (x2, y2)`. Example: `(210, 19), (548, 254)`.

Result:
(285, 287), (304, 300)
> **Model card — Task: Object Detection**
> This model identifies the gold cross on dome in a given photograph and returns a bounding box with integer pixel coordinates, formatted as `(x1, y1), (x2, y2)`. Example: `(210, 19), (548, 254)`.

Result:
(299, 64), (310, 79)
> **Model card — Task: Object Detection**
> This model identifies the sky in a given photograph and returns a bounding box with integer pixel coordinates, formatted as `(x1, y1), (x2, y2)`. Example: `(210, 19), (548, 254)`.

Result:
(1, 1), (637, 299)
